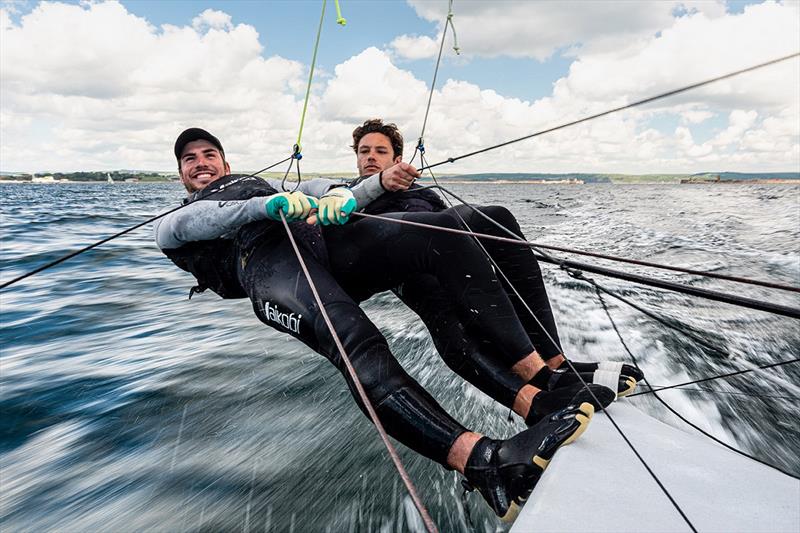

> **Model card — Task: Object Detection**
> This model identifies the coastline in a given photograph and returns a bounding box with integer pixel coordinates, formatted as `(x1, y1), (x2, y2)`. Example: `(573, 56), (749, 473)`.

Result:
(1, 178), (797, 185)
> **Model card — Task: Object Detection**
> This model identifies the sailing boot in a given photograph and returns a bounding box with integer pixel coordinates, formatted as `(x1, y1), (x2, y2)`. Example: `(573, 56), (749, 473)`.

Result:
(557, 359), (645, 382)
(529, 366), (638, 398)
(462, 401), (594, 521)
(525, 383), (615, 426)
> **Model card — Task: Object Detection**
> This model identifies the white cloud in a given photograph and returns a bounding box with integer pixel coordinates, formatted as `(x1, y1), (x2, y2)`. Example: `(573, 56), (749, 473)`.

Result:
(395, 0), (728, 61)
(0, 1), (304, 172)
(389, 34), (439, 61)
(192, 8), (232, 32)
(0, 1), (797, 174)
(679, 108), (715, 124)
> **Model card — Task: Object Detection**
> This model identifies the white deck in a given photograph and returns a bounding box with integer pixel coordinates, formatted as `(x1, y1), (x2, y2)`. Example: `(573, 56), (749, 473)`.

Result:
(511, 402), (800, 533)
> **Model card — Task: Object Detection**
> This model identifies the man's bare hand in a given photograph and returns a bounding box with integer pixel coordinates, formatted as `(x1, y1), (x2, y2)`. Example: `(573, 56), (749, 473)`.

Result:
(380, 162), (420, 192)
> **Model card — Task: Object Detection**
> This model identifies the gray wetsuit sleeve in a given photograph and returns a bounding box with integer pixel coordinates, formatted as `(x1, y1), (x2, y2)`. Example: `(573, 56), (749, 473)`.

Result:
(154, 197), (270, 250)
(349, 173), (385, 208)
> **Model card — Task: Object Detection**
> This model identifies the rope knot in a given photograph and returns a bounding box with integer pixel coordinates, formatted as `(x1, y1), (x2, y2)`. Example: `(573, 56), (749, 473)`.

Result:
(292, 144), (303, 160)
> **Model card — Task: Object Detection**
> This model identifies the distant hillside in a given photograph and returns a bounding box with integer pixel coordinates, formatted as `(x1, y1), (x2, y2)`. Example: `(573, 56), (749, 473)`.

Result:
(690, 172), (800, 180)
(451, 173), (612, 183)
(0, 170), (176, 182)
(450, 172), (800, 183)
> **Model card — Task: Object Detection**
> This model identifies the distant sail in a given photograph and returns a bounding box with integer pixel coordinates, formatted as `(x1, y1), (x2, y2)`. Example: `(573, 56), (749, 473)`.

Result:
(107, 173), (114, 184)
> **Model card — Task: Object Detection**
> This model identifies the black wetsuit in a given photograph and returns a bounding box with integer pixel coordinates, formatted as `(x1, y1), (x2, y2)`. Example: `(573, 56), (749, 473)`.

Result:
(325, 183), (563, 408)
(155, 174), (539, 466)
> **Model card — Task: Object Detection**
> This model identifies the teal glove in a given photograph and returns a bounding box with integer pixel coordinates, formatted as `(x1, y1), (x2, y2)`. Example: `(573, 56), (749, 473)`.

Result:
(316, 187), (357, 225)
(265, 191), (317, 221)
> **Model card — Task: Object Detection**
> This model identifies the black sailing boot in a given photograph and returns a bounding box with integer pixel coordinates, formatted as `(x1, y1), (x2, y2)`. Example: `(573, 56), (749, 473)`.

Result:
(525, 383), (615, 426)
(462, 400), (594, 521)
(529, 366), (638, 397)
(558, 359), (645, 382)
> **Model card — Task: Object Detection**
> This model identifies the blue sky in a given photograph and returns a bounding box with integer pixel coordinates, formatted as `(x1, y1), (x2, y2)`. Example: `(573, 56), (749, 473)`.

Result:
(1, 0), (797, 173)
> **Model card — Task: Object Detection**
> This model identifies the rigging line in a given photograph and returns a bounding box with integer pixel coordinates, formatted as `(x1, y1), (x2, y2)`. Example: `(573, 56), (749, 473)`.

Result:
(295, 0), (328, 154)
(349, 212), (800, 320)
(280, 154), (297, 192)
(417, 158), (697, 532)
(415, 52), (800, 172)
(594, 286), (800, 480)
(630, 358), (800, 398)
(277, 212), (438, 533)
(532, 253), (800, 321)
(412, 0), (459, 165)
(0, 157), (293, 291)
(568, 269), (730, 357)
(725, 355), (800, 397)
(654, 386), (798, 401)
(414, 184), (800, 293)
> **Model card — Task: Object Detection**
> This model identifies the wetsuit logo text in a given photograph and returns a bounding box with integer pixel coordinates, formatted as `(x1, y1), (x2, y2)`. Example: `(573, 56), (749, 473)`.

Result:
(263, 301), (302, 334)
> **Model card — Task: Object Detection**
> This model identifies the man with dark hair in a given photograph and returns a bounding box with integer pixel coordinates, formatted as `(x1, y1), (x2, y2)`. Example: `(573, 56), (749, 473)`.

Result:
(328, 119), (643, 418)
(155, 128), (613, 521)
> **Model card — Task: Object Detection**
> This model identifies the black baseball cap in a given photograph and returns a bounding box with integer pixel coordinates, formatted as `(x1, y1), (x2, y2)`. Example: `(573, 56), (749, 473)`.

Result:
(174, 128), (225, 161)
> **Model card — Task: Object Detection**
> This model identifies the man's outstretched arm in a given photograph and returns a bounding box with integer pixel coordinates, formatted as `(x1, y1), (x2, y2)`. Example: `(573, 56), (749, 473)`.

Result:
(154, 196), (277, 249)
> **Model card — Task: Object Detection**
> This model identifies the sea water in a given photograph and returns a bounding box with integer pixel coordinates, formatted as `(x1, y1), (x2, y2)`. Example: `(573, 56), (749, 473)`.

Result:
(1, 182), (798, 532)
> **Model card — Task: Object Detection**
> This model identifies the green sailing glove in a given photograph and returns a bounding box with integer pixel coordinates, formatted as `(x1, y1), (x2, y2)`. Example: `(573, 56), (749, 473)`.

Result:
(265, 191), (317, 221)
(316, 187), (357, 225)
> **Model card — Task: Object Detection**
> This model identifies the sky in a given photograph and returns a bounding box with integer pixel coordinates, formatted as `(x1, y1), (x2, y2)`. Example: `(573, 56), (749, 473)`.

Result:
(1, 0), (798, 174)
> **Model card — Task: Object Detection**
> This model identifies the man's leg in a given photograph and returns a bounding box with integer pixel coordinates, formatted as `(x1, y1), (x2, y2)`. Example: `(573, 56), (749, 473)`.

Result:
(239, 233), (471, 467)
(326, 213), (615, 422)
(450, 204), (564, 361)
(394, 275), (524, 408)
(395, 277), (616, 423)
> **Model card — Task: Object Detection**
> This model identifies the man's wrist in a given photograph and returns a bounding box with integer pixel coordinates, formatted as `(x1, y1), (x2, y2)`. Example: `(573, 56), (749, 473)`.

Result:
(378, 170), (388, 192)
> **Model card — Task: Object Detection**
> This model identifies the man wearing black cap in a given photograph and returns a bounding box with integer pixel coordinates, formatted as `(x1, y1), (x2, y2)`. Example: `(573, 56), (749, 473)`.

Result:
(154, 128), (604, 521)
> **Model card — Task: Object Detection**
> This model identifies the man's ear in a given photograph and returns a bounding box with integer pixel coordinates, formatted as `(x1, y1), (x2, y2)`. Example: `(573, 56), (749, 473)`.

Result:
(393, 155), (402, 164)
(224, 161), (231, 175)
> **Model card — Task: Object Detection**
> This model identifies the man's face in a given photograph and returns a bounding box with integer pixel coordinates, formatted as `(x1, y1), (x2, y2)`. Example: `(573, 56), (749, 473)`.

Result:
(356, 132), (401, 176)
(178, 139), (230, 193)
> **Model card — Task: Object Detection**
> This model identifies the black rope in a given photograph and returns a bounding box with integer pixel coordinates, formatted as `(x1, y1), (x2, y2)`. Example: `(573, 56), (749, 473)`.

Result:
(0, 155), (293, 291)
(280, 144), (304, 192)
(630, 358), (800, 397)
(593, 285), (800, 480)
(417, 52), (799, 172)
(534, 254), (800, 320)
(661, 386), (797, 401)
(410, 0), (459, 166)
(570, 270), (731, 356)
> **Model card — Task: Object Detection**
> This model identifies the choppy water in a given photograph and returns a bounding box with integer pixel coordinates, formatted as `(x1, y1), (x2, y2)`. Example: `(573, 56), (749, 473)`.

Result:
(1, 182), (799, 532)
